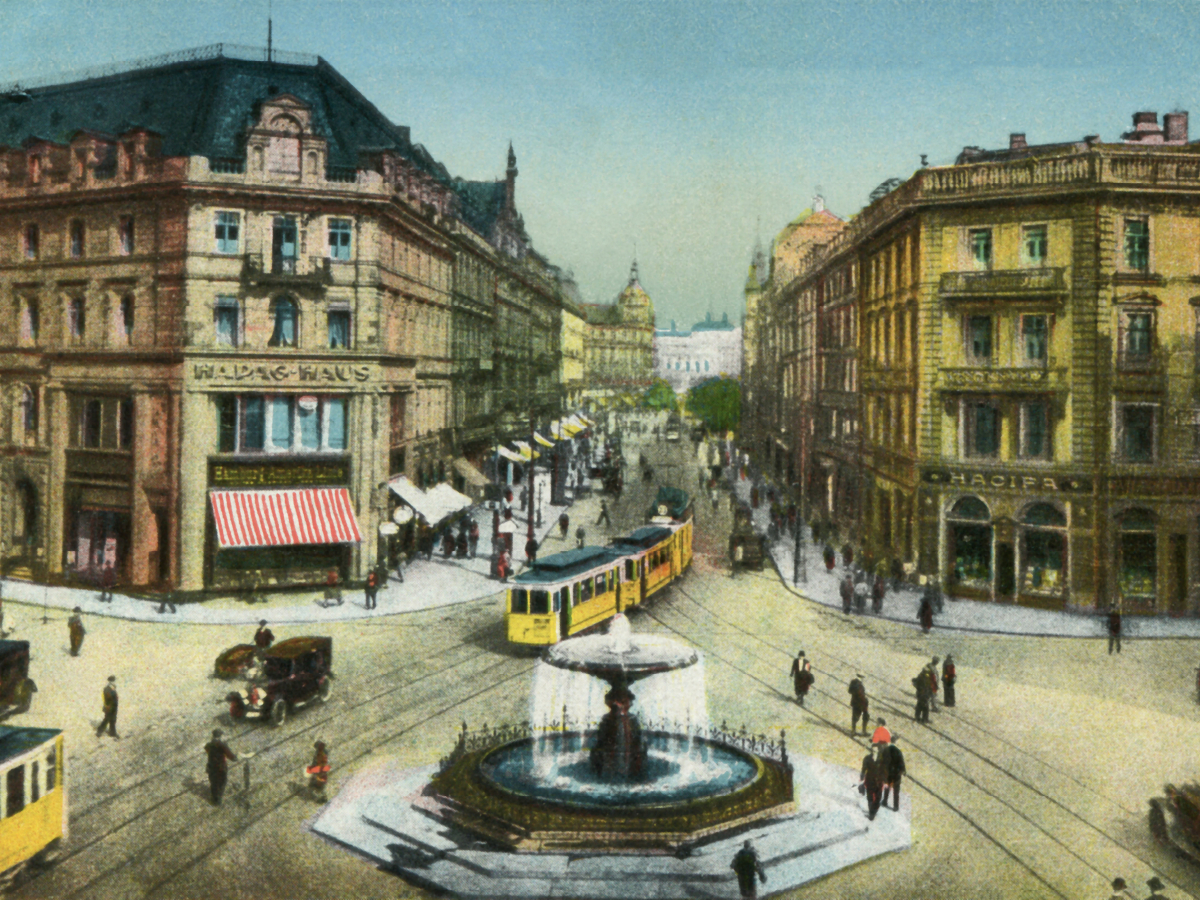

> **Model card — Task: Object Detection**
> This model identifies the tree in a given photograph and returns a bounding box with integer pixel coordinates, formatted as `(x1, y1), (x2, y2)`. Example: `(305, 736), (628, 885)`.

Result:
(641, 379), (678, 411)
(686, 377), (741, 433)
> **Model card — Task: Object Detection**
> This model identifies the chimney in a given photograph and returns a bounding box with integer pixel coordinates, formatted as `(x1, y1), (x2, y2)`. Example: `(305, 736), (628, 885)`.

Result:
(1009, 133), (1027, 150)
(1124, 111), (1164, 143)
(1164, 111), (1189, 144)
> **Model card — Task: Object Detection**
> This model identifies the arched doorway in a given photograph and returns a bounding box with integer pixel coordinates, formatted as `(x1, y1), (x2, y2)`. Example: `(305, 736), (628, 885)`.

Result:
(1117, 508), (1157, 611)
(1019, 502), (1068, 606)
(947, 496), (992, 596)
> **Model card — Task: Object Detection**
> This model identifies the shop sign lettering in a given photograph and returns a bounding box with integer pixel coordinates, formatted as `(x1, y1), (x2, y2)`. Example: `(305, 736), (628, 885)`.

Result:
(192, 363), (371, 383)
(922, 468), (1091, 493)
(210, 461), (349, 487)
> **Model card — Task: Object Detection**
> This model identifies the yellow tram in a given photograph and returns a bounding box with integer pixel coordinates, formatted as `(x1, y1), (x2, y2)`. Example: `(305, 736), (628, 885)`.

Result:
(0, 726), (66, 885)
(506, 511), (693, 646)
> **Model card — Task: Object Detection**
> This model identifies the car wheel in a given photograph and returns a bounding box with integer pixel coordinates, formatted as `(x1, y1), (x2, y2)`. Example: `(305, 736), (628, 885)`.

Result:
(269, 699), (287, 727)
(317, 680), (331, 703)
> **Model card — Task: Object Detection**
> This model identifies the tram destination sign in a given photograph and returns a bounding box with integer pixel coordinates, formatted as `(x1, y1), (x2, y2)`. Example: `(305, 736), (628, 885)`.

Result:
(209, 459), (350, 488)
(922, 467), (1092, 493)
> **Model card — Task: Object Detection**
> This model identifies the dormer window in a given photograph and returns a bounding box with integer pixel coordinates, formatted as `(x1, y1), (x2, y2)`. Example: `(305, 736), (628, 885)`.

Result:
(28, 155), (41, 184)
(267, 117), (301, 174)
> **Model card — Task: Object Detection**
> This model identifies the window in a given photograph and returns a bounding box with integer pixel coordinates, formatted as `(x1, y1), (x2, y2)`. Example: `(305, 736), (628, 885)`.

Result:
(269, 298), (297, 347)
(1022, 225), (1047, 266)
(81, 399), (102, 448)
(1124, 219), (1149, 271)
(214, 211), (240, 254)
(328, 219), (352, 261)
(510, 589), (528, 614)
(327, 309), (350, 349)
(69, 298), (86, 341)
(270, 397), (293, 450)
(272, 216), (297, 274)
(1119, 509), (1156, 599)
(325, 397), (346, 450)
(1020, 402), (1050, 459)
(118, 398), (133, 449)
(964, 401), (999, 458)
(6, 766), (24, 817)
(966, 315), (992, 363)
(1125, 312), (1153, 359)
(69, 220), (85, 258)
(120, 295), (134, 343)
(1121, 405), (1155, 462)
(1021, 315), (1048, 364)
(969, 229), (992, 269)
(20, 300), (39, 342)
(23, 223), (38, 259)
(118, 216), (134, 255)
(217, 395), (346, 453)
(215, 297), (239, 347)
(45, 747), (55, 792)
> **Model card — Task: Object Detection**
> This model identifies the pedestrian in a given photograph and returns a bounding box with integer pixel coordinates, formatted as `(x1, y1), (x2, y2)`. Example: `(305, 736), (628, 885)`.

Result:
(1109, 877), (1132, 899)
(789, 651), (814, 706)
(254, 619), (275, 660)
(325, 570), (342, 606)
(456, 530), (468, 559)
(98, 563), (116, 603)
(497, 548), (510, 582)
(927, 658), (941, 712)
(848, 673), (870, 736)
(853, 576), (869, 614)
(710, 486), (719, 511)
(596, 500), (611, 528)
(468, 520), (479, 558)
(559, 512), (569, 539)
(870, 718), (891, 746)
(421, 530), (434, 560)
(156, 590), (177, 614)
(912, 669), (931, 723)
(442, 529), (455, 559)
(825, 543), (837, 572)
(839, 573), (853, 615)
(68, 606), (86, 656)
(205, 728), (237, 805)
(871, 570), (886, 614)
(1108, 604), (1122, 654)
(730, 839), (767, 899)
(307, 740), (331, 801)
(891, 557), (904, 591)
(576, 526), (586, 549)
(918, 590), (934, 633)
(525, 537), (538, 566)
(96, 675), (119, 739)
(1146, 876), (1169, 898)
(942, 654), (957, 707)
(881, 735), (906, 812)
(859, 742), (885, 820)
(364, 569), (379, 610)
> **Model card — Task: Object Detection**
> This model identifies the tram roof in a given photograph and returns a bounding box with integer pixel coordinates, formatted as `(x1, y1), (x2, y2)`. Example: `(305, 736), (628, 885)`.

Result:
(610, 526), (673, 549)
(512, 546), (623, 583)
(0, 725), (61, 764)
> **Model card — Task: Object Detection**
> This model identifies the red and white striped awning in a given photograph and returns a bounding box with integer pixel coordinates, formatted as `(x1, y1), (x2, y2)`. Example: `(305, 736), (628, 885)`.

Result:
(210, 488), (363, 549)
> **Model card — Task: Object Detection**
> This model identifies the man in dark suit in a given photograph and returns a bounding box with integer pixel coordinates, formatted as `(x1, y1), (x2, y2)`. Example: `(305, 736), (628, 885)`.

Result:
(205, 728), (237, 805)
(882, 736), (907, 811)
(96, 675), (119, 739)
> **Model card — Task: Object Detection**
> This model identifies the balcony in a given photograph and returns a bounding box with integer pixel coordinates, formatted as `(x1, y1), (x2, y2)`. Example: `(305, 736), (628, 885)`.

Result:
(241, 253), (332, 287)
(938, 267), (1067, 301)
(937, 362), (1068, 393)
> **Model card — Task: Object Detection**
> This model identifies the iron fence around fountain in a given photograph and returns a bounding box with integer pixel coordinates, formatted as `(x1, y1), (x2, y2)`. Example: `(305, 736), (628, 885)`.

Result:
(438, 718), (791, 775)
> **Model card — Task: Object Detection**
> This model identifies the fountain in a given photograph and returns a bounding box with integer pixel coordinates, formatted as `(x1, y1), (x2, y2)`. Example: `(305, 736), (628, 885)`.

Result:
(312, 615), (911, 898)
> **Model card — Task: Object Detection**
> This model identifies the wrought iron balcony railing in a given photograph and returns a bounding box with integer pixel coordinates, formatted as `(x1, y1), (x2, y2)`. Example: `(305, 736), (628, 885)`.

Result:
(939, 267), (1067, 300)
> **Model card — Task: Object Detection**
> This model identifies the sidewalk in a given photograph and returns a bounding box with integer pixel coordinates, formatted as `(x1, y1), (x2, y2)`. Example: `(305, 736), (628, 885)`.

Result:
(729, 471), (1200, 640)
(0, 480), (602, 628)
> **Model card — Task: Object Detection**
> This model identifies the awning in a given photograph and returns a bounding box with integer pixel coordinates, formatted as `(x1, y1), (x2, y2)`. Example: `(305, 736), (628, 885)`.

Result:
(498, 519), (519, 534)
(577, 414), (595, 426)
(388, 476), (442, 523)
(496, 445), (524, 464)
(534, 431), (555, 448)
(426, 483), (473, 521)
(514, 441), (540, 461)
(210, 488), (363, 549)
(453, 457), (490, 488)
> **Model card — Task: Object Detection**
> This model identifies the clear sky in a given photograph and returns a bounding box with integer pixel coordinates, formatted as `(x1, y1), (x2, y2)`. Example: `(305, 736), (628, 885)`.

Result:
(4, 0), (1200, 327)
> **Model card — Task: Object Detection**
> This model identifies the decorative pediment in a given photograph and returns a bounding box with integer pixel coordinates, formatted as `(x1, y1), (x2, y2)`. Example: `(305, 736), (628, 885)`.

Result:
(1114, 291), (1160, 307)
(252, 94), (315, 136)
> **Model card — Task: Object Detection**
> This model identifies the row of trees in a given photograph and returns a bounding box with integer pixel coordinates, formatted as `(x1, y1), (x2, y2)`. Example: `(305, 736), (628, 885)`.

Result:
(639, 376), (741, 433)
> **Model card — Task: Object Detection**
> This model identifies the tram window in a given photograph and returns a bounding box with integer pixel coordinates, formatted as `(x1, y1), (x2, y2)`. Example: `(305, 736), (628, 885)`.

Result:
(552, 591), (561, 613)
(30, 762), (39, 803)
(45, 748), (56, 791)
(572, 583), (580, 606)
(625, 560), (635, 580)
(511, 589), (528, 614)
(530, 590), (550, 614)
(595, 573), (606, 595)
(581, 578), (593, 601)
(608, 570), (616, 591)
(6, 766), (24, 816)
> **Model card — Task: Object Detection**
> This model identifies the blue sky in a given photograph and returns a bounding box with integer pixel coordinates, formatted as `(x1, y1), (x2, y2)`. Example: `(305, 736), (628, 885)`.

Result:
(4, 0), (1200, 327)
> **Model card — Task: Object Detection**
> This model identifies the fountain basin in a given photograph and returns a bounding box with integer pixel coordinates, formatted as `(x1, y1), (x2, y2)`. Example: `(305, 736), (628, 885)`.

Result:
(428, 732), (795, 853)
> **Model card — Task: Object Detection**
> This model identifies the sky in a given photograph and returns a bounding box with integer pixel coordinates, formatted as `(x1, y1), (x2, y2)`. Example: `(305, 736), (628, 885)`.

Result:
(4, 0), (1200, 328)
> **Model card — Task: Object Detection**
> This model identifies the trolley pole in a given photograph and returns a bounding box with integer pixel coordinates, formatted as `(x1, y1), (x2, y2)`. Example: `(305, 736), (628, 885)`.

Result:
(793, 428), (807, 586)
(527, 411), (536, 547)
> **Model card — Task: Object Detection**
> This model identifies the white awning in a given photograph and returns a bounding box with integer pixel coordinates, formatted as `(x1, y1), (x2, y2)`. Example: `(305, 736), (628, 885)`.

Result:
(498, 519), (519, 534)
(426, 482), (473, 521)
(387, 476), (442, 524)
(496, 446), (524, 463)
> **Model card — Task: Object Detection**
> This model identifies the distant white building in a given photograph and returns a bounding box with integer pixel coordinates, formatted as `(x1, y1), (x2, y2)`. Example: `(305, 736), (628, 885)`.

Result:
(654, 312), (742, 392)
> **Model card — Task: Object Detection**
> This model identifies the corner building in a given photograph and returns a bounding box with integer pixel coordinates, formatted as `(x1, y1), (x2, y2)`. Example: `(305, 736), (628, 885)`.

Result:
(0, 47), (567, 593)
(749, 113), (1200, 614)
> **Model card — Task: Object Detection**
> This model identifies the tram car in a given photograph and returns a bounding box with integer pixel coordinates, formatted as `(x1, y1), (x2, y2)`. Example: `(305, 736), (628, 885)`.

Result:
(0, 726), (65, 887)
(505, 502), (693, 646)
(648, 486), (694, 525)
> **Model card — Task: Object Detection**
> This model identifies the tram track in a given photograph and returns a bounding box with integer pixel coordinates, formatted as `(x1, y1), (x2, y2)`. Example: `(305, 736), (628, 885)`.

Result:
(646, 579), (1187, 898)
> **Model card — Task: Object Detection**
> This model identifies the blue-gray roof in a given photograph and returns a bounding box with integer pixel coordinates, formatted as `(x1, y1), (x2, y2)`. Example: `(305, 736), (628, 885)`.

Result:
(451, 179), (507, 237)
(0, 725), (60, 765)
(512, 546), (624, 584)
(610, 526), (672, 549)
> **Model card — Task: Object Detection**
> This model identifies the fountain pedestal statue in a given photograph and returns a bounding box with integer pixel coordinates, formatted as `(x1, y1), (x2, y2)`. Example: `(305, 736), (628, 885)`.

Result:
(589, 680), (645, 779)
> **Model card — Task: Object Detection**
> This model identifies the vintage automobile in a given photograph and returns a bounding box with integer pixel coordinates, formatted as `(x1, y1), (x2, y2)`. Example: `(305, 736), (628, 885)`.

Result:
(226, 637), (332, 727)
(728, 506), (767, 572)
(1150, 781), (1200, 862)
(213, 644), (259, 679)
(0, 641), (37, 717)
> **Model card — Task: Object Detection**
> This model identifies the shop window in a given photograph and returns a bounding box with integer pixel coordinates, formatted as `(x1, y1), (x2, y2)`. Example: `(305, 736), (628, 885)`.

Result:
(271, 217), (298, 274)
(965, 315), (992, 364)
(1021, 503), (1066, 595)
(327, 309), (350, 349)
(215, 297), (240, 347)
(328, 219), (352, 261)
(1120, 404), (1156, 463)
(215, 211), (240, 254)
(963, 401), (999, 458)
(68, 298), (86, 342)
(1019, 402), (1051, 460)
(1124, 219), (1149, 271)
(948, 496), (992, 590)
(69, 220), (84, 258)
(1118, 509), (1156, 600)
(1021, 315), (1048, 364)
(1022, 225), (1047, 266)
(217, 396), (237, 453)
(23, 223), (38, 260)
(268, 297), (297, 347)
(119, 295), (134, 343)
(118, 216), (134, 255)
(969, 228), (992, 270)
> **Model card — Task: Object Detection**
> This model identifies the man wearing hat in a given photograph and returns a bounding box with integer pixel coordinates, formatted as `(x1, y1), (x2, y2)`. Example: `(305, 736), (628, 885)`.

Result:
(205, 728), (237, 805)
(789, 651), (814, 706)
(927, 657), (941, 712)
(913, 666), (932, 724)
(730, 838), (767, 899)
(253, 620), (275, 661)
(848, 673), (870, 736)
(307, 740), (331, 801)
(68, 606), (86, 657)
(942, 654), (957, 707)
(858, 742), (886, 820)
(96, 675), (119, 739)
(881, 734), (906, 812)
(1147, 876), (1170, 898)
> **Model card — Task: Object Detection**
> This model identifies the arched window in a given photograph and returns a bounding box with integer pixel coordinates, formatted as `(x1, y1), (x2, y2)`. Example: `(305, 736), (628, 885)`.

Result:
(269, 297), (297, 347)
(949, 496), (990, 521)
(1118, 508), (1157, 601)
(1022, 502), (1066, 528)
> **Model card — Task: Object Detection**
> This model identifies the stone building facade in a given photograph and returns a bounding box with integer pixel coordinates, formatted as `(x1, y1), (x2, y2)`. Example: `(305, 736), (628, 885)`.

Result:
(581, 263), (656, 406)
(743, 112), (1200, 614)
(654, 312), (742, 392)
